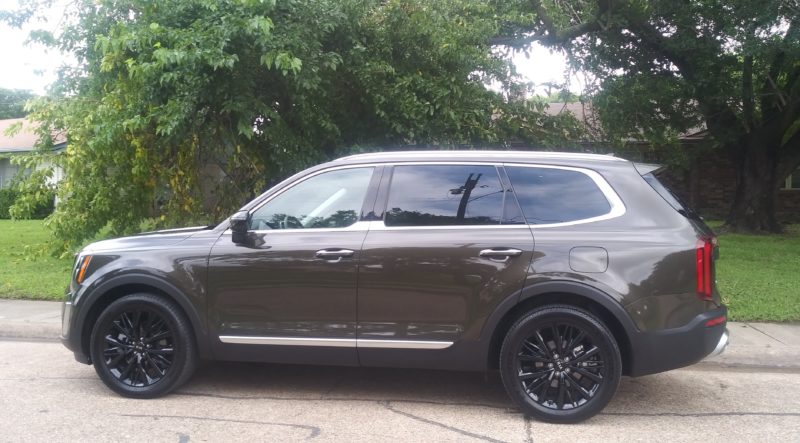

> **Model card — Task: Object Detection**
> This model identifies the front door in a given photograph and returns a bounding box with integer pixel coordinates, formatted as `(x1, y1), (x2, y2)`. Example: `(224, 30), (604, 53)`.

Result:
(207, 166), (377, 365)
(357, 164), (535, 369)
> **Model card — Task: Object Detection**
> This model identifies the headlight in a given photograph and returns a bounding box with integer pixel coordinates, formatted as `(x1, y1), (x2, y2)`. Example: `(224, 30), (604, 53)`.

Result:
(75, 255), (93, 284)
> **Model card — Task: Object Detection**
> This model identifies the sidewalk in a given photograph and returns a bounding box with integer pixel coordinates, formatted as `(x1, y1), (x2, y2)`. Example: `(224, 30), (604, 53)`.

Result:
(1, 299), (798, 370)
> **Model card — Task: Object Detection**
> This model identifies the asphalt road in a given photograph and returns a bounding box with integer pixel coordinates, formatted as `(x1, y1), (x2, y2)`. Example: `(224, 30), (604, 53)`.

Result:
(1, 339), (799, 443)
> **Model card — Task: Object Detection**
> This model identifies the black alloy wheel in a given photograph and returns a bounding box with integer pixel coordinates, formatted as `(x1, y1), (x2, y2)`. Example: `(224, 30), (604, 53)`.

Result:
(90, 293), (197, 398)
(500, 305), (621, 423)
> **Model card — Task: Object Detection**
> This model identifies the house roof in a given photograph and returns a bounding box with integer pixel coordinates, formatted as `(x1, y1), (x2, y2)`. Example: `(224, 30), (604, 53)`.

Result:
(542, 102), (707, 142)
(0, 118), (66, 153)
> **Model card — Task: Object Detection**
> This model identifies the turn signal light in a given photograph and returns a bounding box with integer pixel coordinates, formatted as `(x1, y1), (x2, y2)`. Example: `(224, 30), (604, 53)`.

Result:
(76, 255), (92, 284)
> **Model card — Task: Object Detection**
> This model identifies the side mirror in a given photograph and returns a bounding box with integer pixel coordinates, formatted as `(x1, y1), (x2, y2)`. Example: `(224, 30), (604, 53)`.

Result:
(230, 210), (250, 244)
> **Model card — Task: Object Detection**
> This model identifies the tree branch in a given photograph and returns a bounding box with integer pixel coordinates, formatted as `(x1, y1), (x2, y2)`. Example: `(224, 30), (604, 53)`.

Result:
(489, 0), (610, 48)
(742, 54), (755, 130)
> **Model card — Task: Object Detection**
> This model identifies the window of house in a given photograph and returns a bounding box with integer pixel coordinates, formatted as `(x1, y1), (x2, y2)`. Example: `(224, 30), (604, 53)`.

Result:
(506, 166), (612, 225)
(249, 167), (374, 230)
(385, 165), (504, 226)
(783, 168), (800, 190)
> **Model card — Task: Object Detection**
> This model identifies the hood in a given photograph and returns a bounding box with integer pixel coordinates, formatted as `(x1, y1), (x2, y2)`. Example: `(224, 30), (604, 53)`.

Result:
(82, 226), (212, 253)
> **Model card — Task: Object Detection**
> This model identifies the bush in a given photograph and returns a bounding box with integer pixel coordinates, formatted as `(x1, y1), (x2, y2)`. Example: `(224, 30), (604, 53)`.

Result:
(0, 187), (55, 219)
(0, 188), (17, 219)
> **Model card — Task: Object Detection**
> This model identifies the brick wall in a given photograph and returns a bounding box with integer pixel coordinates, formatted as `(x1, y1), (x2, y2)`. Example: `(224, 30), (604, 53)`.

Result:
(656, 152), (800, 223)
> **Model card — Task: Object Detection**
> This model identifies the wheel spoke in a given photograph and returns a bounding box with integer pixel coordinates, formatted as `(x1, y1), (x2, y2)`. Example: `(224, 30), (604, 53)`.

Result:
(105, 336), (130, 349)
(533, 330), (553, 359)
(147, 347), (174, 355)
(551, 324), (564, 356)
(519, 369), (551, 381)
(572, 367), (603, 383)
(518, 354), (550, 364)
(566, 330), (586, 352)
(536, 375), (551, 404)
(566, 373), (592, 399)
(571, 345), (601, 364)
(556, 373), (566, 409)
(521, 339), (549, 359)
(144, 330), (172, 344)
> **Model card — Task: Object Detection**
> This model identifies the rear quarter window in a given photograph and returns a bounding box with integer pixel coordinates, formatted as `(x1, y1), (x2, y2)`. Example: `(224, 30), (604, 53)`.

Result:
(506, 166), (612, 224)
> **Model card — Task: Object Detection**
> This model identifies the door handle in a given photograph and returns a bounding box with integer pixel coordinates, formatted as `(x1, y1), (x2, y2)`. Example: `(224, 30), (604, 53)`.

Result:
(315, 249), (355, 259)
(479, 248), (523, 258)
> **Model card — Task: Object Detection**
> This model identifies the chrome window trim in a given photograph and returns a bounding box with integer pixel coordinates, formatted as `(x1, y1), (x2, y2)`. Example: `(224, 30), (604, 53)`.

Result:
(502, 163), (626, 229)
(219, 335), (454, 350)
(236, 160), (625, 233)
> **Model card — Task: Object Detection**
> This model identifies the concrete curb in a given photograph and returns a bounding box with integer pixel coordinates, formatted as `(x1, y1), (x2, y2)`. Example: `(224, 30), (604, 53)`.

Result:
(1, 299), (799, 371)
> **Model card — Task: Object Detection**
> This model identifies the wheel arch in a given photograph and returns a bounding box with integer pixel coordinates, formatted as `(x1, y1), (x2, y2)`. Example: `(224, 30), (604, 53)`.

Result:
(483, 282), (637, 375)
(76, 274), (211, 362)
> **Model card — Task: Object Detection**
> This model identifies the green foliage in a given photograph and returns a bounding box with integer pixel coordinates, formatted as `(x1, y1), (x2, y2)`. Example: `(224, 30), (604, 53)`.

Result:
(0, 189), (16, 219)
(0, 179), (54, 220)
(4, 0), (582, 254)
(494, 0), (800, 231)
(0, 88), (35, 118)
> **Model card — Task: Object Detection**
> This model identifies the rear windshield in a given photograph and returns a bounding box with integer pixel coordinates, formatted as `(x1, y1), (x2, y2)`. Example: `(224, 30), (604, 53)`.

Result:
(642, 173), (700, 220)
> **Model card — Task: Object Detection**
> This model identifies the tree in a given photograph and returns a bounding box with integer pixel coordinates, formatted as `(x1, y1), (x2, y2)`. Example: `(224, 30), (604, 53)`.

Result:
(492, 0), (800, 232)
(3, 0), (583, 253)
(0, 88), (34, 118)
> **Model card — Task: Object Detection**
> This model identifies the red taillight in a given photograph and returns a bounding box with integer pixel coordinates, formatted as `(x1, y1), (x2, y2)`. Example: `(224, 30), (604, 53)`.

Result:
(705, 315), (726, 327)
(695, 238), (714, 300)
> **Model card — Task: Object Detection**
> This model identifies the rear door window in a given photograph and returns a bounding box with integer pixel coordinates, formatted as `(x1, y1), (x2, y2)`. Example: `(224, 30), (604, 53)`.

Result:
(384, 165), (504, 226)
(506, 166), (611, 224)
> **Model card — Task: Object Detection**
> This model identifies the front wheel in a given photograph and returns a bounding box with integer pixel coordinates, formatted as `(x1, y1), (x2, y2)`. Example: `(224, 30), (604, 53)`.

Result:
(90, 293), (197, 398)
(499, 305), (621, 423)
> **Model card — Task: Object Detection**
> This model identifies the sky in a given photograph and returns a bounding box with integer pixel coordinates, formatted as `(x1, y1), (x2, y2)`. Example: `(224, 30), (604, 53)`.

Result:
(0, 8), (579, 96)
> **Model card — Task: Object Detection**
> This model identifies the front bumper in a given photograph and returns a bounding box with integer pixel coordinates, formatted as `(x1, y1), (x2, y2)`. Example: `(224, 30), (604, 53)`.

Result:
(628, 305), (727, 377)
(61, 299), (91, 364)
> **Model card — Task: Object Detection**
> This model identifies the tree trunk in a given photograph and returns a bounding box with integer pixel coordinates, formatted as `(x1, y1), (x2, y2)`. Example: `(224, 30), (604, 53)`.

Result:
(725, 139), (782, 233)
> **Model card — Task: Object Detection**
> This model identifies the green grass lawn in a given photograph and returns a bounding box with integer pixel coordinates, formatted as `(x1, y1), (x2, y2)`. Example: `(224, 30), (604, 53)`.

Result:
(712, 223), (800, 322)
(0, 220), (72, 300)
(1, 219), (798, 321)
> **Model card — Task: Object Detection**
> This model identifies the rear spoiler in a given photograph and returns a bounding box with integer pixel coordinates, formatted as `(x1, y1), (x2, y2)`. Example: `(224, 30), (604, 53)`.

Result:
(633, 162), (664, 175)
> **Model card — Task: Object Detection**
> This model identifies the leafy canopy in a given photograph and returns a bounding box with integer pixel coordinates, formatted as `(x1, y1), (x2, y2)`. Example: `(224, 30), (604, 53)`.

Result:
(5, 0), (582, 253)
(492, 0), (800, 231)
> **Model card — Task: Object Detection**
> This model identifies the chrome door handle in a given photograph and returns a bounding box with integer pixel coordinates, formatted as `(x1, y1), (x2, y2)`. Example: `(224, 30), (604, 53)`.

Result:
(479, 248), (523, 258)
(315, 249), (355, 259)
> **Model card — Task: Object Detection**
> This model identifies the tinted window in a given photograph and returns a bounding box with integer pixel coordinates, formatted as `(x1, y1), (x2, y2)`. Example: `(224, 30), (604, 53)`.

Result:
(506, 166), (611, 224)
(385, 165), (504, 226)
(249, 167), (373, 230)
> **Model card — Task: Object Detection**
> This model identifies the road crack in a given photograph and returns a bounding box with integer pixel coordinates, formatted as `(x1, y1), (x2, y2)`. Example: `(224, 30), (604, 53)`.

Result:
(118, 413), (321, 440)
(380, 400), (508, 443)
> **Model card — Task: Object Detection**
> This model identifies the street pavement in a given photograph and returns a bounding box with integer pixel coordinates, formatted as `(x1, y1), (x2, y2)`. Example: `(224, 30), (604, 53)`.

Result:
(1, 299), (799, 442)
(0, 339), (799, 442)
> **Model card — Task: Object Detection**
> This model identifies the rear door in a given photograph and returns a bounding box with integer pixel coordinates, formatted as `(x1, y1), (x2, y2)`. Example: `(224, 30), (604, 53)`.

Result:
(356, 163), (535, 369)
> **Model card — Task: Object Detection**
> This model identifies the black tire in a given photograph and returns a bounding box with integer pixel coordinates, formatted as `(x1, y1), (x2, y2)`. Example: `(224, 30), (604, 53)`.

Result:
(499, 305), (621, 423)
(90, 293), (197, 398)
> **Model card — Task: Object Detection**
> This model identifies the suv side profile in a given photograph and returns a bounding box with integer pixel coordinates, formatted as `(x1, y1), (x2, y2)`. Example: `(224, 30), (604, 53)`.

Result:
(61, 150), (728, 423)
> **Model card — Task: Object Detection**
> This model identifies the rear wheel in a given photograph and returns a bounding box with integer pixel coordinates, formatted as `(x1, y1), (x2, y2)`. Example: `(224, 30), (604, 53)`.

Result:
(90, 293), (197, 398)
(499, 305), (621, 423)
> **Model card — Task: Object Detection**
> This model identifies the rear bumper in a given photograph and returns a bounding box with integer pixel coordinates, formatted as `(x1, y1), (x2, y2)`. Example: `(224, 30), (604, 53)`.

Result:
(628, 305), (727, 377)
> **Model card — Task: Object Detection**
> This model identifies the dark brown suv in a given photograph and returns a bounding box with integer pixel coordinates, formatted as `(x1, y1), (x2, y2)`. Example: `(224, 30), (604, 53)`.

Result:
(61, 150), (728, 423)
